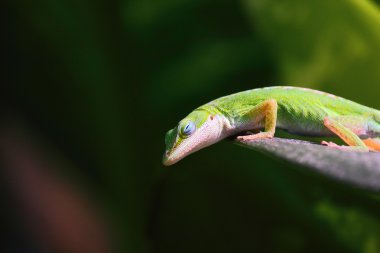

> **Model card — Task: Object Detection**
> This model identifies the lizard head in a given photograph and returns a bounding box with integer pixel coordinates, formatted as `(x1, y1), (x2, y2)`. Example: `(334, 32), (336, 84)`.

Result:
(163, 109), (223, 166)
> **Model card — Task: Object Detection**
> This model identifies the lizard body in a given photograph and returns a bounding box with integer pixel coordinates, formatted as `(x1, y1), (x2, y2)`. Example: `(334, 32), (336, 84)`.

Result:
(163, 86), (380, 166)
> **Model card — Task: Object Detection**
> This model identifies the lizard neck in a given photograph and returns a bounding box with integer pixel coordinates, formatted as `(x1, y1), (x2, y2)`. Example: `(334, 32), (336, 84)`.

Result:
(199, 104), (235, 138)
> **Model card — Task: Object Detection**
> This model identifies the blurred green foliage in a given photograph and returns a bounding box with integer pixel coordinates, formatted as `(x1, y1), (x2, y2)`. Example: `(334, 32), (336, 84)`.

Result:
(3, 0), (380, 252)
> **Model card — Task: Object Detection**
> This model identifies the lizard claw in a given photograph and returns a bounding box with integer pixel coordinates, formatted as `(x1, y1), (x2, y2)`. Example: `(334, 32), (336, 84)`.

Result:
(321, 141), (340, 148)
(236, 135), (252, 141)
(321, 141), (349, 150)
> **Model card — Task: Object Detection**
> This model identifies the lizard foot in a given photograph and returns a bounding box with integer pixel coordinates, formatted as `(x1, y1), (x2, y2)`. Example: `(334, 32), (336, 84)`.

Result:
(236, 132), (274, 142)
(321, 141), (368, 152)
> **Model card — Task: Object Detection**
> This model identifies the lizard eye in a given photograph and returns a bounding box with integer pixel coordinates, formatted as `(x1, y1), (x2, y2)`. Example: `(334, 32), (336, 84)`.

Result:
(182, 122), (196, 136)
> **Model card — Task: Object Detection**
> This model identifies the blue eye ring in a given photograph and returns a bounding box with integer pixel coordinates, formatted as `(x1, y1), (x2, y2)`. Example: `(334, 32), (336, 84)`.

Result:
(182, 122), (196, 136)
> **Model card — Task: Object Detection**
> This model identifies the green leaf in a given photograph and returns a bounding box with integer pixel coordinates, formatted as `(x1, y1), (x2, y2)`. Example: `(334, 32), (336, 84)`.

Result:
(235, 137), (380, 192)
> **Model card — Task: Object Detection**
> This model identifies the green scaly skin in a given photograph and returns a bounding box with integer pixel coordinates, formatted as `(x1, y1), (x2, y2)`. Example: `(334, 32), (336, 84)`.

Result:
(163, 86), (380, 166)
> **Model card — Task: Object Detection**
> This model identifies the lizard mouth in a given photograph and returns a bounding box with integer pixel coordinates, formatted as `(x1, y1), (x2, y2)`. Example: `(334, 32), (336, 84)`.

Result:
(162, 151), (175, 166)
(162, 145), (189, 166)
(162, 155), (175, 166)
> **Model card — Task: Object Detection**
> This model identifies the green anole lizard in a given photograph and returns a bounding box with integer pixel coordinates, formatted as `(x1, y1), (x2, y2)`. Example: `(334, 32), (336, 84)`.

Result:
(163, 86), (380, 166)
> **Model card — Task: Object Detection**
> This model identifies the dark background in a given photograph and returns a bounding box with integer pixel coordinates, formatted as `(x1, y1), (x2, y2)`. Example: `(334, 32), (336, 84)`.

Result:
(3, 0), (380, 252)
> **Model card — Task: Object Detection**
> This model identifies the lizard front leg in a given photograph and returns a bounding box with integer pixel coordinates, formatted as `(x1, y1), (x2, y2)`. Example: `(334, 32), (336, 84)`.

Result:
(237, 99), (278, 141)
